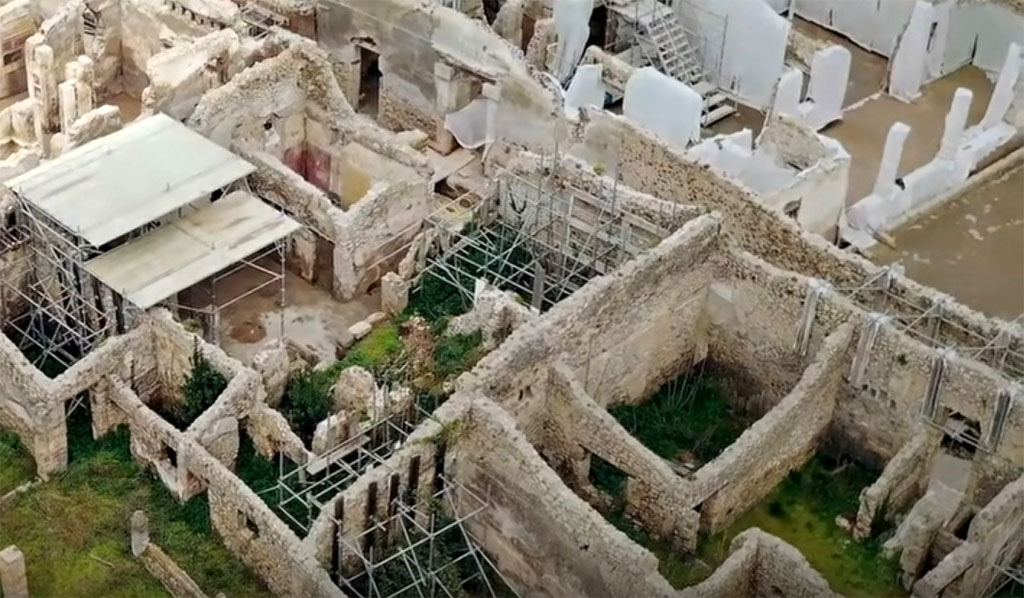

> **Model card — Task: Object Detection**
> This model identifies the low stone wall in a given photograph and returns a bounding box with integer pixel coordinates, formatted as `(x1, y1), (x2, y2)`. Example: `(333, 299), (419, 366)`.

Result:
(546, 362), (700, 550)
(681, 528), (838, 598)
(691, 324), (853, 531)
(139, 543), (208, 598)
(854, 427), (938, 539)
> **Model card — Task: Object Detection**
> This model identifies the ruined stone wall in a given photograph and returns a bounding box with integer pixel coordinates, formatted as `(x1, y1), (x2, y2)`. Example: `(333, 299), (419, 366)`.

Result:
(329, 175), (429, 300)
(573, 108), (1024, 371)
(141, 29), (261, 121)
(241, 148), (340, 237)
(854, 427), (939, 539)
(0, 330), (51, 470)
(451, 394), (679, 598)
(680, 528), (838, 598)
(691, 324), (853, 531)
(706, 244), (1022, 501)
(546, 362), (701, 550)
(458, 214), (721, 433)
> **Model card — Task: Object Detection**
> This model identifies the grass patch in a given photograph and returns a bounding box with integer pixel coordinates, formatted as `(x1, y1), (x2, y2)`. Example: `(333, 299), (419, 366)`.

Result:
(328, 323), (404, 378)
(0, 431), (36, 496)
(696, 455), (904, 597)
(0, 416), (271, 598)
(433, 330), (484, 379)
(235, 432), (307, 536)
(609, 375), (746, 463)
(604, 507), (709, 589)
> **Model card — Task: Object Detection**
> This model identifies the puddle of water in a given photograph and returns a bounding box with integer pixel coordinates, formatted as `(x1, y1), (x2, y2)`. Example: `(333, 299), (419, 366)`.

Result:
(869, 164), (1024, 320)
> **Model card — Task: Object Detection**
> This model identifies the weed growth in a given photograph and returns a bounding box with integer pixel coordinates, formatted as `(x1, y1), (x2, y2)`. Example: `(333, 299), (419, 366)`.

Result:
(178, 346), (228, 428)
(0, 431), (36, 495)
(433, 330), (483, 379)
(609, 375), (745, 463)
(0, 416), (271, 597)
(279, 367), (333, 446)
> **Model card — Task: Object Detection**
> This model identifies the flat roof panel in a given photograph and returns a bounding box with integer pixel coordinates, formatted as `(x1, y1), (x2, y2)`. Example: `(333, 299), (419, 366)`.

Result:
(7, 114), (255, 246)
(84, 192), (301, 310)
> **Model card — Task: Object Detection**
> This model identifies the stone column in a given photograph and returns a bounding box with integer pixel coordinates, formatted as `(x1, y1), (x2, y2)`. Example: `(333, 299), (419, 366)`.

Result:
(380, 272), (408, 315)
(873, 122), (911, 197)
(0, 545), (29, 598)
(130, 510), (150, 557)
(936, 88), (973, 161)
(980, 42), (1021, 130)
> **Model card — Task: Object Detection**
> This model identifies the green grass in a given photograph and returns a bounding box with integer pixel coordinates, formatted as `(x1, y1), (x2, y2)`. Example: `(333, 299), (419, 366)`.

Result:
(433, 330), (484, 379)
(0, 431), (36, 496)
(0, 417), (271, 598)
(609, 375), (746, 463)
(696, 456), (905, 597)
(326, 322), (405, 379)
(235, 431), (307, 536)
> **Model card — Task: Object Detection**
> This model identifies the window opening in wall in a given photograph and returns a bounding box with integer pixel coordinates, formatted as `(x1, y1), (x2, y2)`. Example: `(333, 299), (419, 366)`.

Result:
(358, 46), (381, 119)
(587, 6), (608, 48)
(940, 412), (982, 458)
(521, 14), (536, 53)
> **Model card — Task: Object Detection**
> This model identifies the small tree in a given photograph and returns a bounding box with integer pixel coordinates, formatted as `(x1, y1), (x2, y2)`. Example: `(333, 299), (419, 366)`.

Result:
(179, 343), (228, 428)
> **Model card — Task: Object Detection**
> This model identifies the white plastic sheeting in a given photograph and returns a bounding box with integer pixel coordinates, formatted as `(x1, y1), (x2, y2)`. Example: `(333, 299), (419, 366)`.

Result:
(552, 0), (593, 82)
(889, 0), (934, 100)
(444, 97), (493, 149)
(687, 129), (797, 195)
(793, 0), (917, 57)
(564, 64), (605, 113)
(623, 67), (702, 148)
(683, 0), (789, 109)
(772, 46), (849, 131)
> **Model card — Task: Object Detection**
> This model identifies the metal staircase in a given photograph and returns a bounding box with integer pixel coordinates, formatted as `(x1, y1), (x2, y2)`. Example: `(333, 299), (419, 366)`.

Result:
(608, 0), (735, 127)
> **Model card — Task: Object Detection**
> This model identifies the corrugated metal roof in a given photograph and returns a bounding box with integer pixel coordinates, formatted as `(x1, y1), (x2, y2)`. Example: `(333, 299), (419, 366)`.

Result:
(7, 113), (255, 246)
(84, 191), (301, 309)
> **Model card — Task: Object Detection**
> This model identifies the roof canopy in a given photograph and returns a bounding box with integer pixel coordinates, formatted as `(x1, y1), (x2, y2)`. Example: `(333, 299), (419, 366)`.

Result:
(84, 191), (301, 310)
(7, 113), (255, 247)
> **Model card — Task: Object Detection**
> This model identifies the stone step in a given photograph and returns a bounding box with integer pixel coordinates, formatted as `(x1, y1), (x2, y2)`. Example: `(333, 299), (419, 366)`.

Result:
(701, 104), (736, 126)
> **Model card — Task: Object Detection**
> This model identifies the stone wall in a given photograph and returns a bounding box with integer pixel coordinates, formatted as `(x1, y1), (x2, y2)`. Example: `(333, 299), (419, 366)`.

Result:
(452, 394), (678, 598)
(458, 213), (721, 434)
(572, 108), (1024, 372)
(691, 324), (853, 531)
(546, 362), (700, 550)
(680, 528), (838, 598)
(854, 426), (939, 539)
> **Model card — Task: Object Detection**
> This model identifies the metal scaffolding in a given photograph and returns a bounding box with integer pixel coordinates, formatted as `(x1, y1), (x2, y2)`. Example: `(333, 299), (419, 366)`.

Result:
(334, 473), (519, 598)
(420, 165), (667, 311)
(0, 194), (112, 373)
(836, 265), (1024, 381)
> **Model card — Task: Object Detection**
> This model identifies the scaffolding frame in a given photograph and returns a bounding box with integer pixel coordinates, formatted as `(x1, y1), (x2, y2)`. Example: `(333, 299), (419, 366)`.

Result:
(420, 165), (667, 311)
(0, 193), (113, 372)
(334, 473), (520, 598)
(835, 265), (1024, 381)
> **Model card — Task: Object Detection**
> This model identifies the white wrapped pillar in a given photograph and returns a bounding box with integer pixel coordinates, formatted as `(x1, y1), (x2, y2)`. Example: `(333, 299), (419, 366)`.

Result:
(873, 122), (911, 197)
(980, 42), (1021, 130)
(937, 88), (973, 161)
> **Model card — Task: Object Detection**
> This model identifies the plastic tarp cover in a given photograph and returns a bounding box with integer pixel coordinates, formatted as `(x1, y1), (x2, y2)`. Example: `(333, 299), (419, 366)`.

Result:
(890, 0), (934, 100)
(564, 64), (605, 112)
(552, 0), (594, 82)
(718, 0), (790, 108)
(444, 98), (492, 149)
(623, 67), (702, 148)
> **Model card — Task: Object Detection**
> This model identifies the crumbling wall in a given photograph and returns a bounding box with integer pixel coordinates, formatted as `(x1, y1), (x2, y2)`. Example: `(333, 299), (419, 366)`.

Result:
(680, 528), (838, 598)
(0, 331), (51, 472)
(452, 393), (678, 598)
(573, 108), (1024, 372)
(691, 324), (853, 531)
(854, 427), (939, 539)
(546, 362), (701, 550)
(141, 29), (260, 120)
(459, 213), (721, 435)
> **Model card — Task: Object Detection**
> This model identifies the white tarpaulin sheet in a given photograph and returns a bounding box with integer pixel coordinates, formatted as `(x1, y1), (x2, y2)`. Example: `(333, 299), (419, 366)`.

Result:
(444, 98), (492, 149)
(623, 67), (702, 148)
(564, 64), (605, 112)
(552, 0), (594, 82)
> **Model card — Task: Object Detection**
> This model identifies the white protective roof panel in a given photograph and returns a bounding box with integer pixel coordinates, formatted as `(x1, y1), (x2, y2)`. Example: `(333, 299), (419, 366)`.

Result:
(84, 191), (301, 310)
(6, 113), (255, 246)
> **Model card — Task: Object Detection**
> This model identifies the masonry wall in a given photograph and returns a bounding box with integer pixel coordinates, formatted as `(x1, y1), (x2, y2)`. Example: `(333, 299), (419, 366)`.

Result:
(691, 324), (853, 530)
(573, 109), (1024, 374)
(680, 528), (838, 598)
(450, 394), (679, 598)
(458, 214), (721, 438)
(545, 362), (701, 549)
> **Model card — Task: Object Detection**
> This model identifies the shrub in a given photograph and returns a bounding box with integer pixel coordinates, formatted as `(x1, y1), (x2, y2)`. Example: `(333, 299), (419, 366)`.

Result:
(433, 331), (483, 379)
(280, 368), (332, 445)
(179, 345), (228, 428)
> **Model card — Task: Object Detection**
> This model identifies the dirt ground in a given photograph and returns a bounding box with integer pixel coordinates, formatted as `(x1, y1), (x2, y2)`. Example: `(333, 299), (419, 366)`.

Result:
(869, 163), (1024, 321)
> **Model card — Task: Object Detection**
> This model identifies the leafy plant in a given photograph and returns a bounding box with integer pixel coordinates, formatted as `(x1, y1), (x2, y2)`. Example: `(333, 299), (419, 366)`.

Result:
(179, 345), (228, 428)
(433, 331), (483, 379)
(280, 368), (332, 446)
